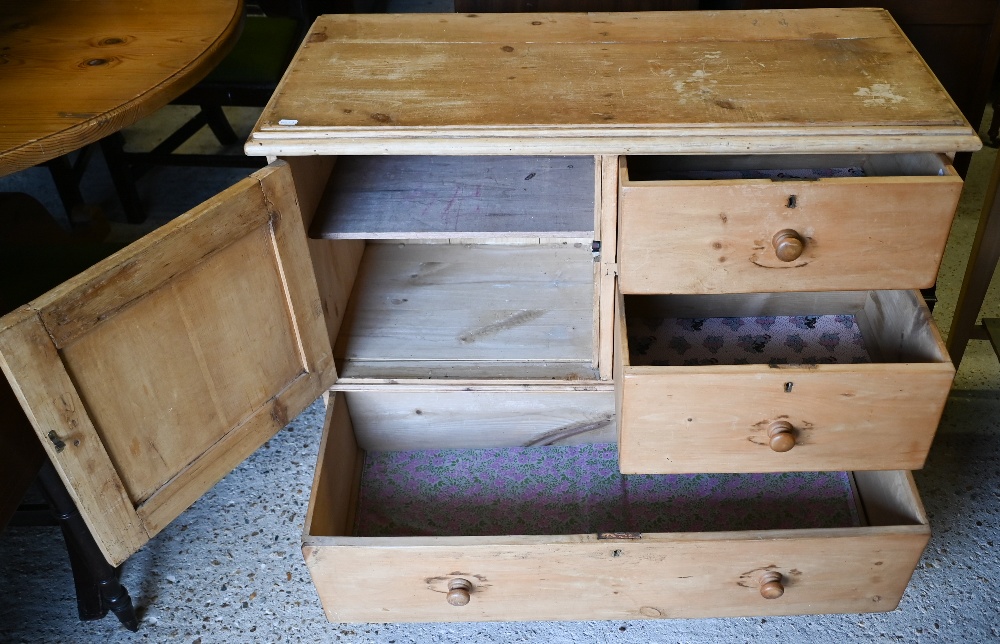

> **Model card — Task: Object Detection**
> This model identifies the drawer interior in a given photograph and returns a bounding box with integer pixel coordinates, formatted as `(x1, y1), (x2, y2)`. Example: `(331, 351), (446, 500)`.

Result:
(622, 152), (953, 183)
(353, 442), (862, 537)
(622, 290), (948, 368)
(305, 394), (929, 543)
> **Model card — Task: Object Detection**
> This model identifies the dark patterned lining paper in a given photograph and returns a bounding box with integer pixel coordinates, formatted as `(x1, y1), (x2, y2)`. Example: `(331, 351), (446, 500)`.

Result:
(627, 315), (872, 367)
(353, 443), (860, 537)
(645, 166), (866, 181)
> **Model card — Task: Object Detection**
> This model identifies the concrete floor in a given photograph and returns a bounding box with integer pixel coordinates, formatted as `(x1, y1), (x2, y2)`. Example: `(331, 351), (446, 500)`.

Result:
(3, 19), (1000, 644)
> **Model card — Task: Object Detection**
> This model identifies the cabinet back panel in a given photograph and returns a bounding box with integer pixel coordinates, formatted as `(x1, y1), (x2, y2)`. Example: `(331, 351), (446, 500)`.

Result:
(336, 243), (595, 372)
(311, 156), (595, 240)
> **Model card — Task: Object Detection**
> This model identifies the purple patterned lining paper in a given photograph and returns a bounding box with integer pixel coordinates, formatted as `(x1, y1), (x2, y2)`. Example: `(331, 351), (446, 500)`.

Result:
(354, 443), (860, 537)
(628, 315), (872, 367)
(652, 166), (866, 181)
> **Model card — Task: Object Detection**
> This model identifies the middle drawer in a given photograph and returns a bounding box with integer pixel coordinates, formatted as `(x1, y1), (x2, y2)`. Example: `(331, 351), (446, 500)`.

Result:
(615, 289), (954, 474)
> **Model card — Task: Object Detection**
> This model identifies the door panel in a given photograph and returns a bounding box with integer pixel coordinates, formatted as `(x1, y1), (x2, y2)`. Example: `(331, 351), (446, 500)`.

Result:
(0, 162), (336, 565)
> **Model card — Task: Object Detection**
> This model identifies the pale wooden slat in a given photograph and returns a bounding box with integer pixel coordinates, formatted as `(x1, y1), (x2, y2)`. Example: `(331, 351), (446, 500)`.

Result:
(853, 470), (929, 527)
(598, 154), (618, 380)
(335, 242), (594, 368)
(0, 309), (147, 566)
(859, 290), (951, 363)
(618, 166), (964, 295)
(303, 395), (362, 542)
(591, 155), (603, 371)
(247, 129), (980, 158)
(310, 156), (594, 239)
(344, 389), (616, 451)
(335, 361), (600, 381)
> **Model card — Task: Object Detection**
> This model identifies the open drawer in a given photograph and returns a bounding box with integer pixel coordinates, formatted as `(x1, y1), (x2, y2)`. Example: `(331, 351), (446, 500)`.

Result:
(303, 393), (930, 623)
(617, 153), (964, 294)
(615, 289), (954, 474)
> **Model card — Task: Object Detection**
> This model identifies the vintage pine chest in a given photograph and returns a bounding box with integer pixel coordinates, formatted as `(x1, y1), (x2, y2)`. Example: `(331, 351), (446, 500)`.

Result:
(0, 9), (984, 622)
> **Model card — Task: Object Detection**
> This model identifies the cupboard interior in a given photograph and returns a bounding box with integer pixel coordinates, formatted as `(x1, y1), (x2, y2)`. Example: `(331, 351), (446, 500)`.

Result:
(621, 290), (948, 367)
(308, 155), (602, 382)
(305, 394), (929, 542)
(621, 152), (953, 182)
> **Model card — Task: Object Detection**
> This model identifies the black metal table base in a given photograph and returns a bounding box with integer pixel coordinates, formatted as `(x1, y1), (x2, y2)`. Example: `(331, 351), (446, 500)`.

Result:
(36, 461), (139, 631)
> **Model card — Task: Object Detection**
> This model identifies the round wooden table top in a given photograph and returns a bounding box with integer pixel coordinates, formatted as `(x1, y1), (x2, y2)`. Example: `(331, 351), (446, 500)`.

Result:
(0, 0), (244, 177)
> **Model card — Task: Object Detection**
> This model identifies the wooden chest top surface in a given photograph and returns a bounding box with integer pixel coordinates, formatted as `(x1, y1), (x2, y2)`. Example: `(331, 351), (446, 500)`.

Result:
(248, 9), (981, 156)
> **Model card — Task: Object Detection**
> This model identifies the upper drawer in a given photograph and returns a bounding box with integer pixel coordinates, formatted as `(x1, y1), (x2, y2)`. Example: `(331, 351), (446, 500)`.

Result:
(617, 153), (964, 295)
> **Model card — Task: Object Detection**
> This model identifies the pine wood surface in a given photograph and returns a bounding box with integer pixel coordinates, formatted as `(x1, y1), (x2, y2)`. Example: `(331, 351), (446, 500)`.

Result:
(334, 242), (596, 373)
(0, 163), (335, 565)
(248, 9), (981, 156)
(617, 154), (964, 294)
(342, 389), (616, 451)
(615, 290), (954, 474)
(310, 156), (595, 239)
(0, 0), (243, 176)
(303, 399), (929, 622)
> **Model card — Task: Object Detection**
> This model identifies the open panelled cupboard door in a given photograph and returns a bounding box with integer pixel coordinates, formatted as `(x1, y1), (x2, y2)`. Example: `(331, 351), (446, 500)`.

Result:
(0, 162), (336, 566)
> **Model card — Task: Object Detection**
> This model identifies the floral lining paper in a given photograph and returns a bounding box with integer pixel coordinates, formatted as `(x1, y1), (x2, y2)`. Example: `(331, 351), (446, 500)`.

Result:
(627, 314), (873, 367)
(353, 444), (861, 537)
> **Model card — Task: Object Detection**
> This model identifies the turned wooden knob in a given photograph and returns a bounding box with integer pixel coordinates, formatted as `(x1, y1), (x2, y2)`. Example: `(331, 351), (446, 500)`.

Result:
(767, 420), (796, 452)
(772, 229), (805, 262)
(447, 578), (473, 606)
(759, 571), (785, 599)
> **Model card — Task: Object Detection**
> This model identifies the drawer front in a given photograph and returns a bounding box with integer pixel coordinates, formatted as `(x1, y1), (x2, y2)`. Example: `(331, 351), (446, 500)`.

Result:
(617, 164), (963, 295)
(616, 368), (953, 474)
(305, 527), (928, 623)
(305, 395), (930, 623)
(614, 289), (955, 474)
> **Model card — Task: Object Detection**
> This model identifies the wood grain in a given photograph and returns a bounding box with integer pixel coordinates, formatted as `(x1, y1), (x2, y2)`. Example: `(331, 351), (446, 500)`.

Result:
(618, 156), (964, 294)
(0, 163), (336, 563)
(342, 389), (616, 451)
(335, 242), (595, 372)
(310, 156), (594, 239)
(303, 395), (362, 541)
(0, 0), (243, 176)
(302, 465), (928, 622)
(598, 155), (619, 380)
(0, 308), (148, 566)
(283, 157), (367, 355)
(248, 10), (980, 156)
(616, 290), (954, 474)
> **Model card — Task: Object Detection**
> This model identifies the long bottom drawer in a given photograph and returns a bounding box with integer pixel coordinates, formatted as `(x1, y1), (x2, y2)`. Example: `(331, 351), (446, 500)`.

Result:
(303, 393), (929, 623)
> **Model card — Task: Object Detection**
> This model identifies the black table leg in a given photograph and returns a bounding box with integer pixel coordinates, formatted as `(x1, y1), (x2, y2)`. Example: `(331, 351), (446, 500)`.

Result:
(36, 460), (140, 632)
